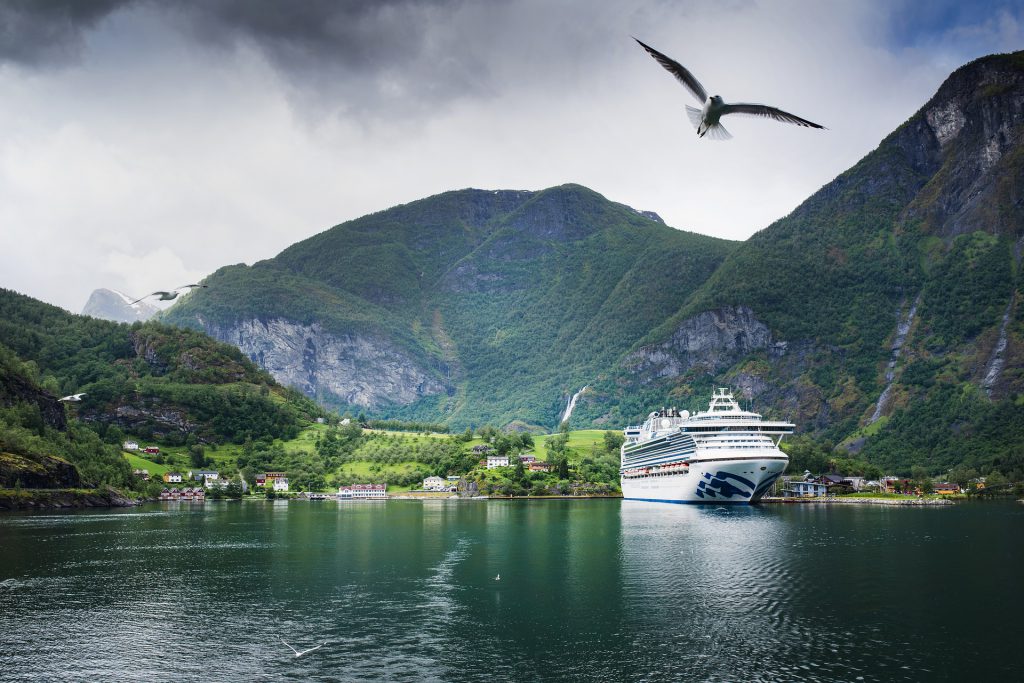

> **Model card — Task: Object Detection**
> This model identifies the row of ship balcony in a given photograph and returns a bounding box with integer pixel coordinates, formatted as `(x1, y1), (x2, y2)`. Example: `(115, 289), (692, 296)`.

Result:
(622, 462), (691, 479)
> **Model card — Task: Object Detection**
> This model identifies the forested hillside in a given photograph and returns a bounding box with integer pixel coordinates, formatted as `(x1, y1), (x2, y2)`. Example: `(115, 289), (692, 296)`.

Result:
(165, 185), (736, 428)
(0, 288), (324, 490)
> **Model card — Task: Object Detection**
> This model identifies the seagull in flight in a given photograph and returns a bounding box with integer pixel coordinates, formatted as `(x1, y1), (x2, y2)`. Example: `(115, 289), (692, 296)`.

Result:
(634, 38), (825, 140)
(494, 573), (501, 581)
(129, 284), (207, 306)
(280, 637), (325, 658)
(58, 393), (86, 402)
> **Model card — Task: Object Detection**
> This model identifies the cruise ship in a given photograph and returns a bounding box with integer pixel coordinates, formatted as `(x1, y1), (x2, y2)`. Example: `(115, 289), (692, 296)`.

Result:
(620, 388), (794, 504)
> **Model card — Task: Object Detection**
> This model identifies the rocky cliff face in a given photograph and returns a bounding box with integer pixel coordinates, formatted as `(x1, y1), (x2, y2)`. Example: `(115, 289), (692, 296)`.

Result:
(0, 451), (80, 489)
(0, 370), (66, 432)
(626, 307), (780, 381)
(203, 318), (446, 408)
(907, 52), (1024, 237)
(81, 288), (158, 323)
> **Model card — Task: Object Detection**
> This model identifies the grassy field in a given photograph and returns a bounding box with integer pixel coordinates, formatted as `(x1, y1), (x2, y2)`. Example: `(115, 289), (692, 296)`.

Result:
(123, 452), (170, 476)
(534, 430), (610, 461)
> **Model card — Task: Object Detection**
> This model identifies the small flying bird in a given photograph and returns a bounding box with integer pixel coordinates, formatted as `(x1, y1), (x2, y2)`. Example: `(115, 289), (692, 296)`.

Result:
(280, 637), (325, 658)
(58, 393), (86, 402)
(494, 573), (501, 581)
(634, 37), (825, 140)
(129, 284), (207, 306)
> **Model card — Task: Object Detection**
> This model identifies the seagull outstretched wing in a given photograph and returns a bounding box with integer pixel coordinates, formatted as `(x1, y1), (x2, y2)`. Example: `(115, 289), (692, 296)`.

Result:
(129, 291), (172, 305)
(633, 37), (707, 103)
(720, 103), (826, 129)
(281, 637), (325, 658)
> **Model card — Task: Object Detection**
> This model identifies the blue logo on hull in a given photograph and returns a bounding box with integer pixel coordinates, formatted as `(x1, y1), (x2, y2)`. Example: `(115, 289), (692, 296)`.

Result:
(695, 471), (756, 500)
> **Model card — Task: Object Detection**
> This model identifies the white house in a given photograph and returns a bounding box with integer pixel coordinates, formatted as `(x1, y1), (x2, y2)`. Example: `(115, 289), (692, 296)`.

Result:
(486, 454), (510, 469)
(273, 478), (290, 492)
(337, 484), (386, 499)
(188, 470), (219, 482)
(123, 441), (139, 451)
(423, 476), (447, 491)
(163, 472), (183, 483)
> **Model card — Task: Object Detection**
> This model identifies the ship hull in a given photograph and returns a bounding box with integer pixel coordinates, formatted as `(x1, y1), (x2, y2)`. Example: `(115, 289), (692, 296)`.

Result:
(621, 454), (787, 504)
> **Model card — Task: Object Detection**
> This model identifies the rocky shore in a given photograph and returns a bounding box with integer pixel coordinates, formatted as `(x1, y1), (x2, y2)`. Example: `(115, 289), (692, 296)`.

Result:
(0, 487), (137, 511)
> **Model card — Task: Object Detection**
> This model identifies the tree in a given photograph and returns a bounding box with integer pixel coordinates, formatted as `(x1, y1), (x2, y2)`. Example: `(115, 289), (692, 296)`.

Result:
(556, 456), (570, 479)
(603, 431), (624, 454)
(189, 444), (207, 468)
(513, 457), (525, 482)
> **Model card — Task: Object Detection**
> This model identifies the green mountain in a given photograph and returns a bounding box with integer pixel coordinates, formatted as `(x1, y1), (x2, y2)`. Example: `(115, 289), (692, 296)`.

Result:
(0, 287), (323, 489)
(164, 185), (736, 428)
(164, 51), (1024, 479)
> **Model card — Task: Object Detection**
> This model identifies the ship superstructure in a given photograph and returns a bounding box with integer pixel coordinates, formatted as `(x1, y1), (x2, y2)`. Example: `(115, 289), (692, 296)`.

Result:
(620, 388), (793, 503)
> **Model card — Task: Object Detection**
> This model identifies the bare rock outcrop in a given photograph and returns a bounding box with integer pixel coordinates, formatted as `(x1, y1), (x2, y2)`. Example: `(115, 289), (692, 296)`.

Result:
(206, 318), (445, 408)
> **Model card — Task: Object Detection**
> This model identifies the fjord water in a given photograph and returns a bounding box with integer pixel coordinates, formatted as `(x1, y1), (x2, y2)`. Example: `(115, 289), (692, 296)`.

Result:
(1, 501), (1021, 682)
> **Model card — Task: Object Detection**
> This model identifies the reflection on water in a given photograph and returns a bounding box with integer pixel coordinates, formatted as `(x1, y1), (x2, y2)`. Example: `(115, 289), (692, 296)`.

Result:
(0, 500), (1021, 681)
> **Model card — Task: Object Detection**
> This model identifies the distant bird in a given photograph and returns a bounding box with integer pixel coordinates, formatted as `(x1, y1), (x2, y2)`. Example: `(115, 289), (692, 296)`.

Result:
(634, 37), (825, 140)
(280, 638), (325, 658)
(494, 573), (501, 581)
(58, 393), (86, 402)
(129, 284), (207, 306)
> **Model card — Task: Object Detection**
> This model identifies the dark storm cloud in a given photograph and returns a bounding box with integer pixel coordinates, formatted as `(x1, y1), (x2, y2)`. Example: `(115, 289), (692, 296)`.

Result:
(0, 0), (492, 107)
(0, 0), (132, 66)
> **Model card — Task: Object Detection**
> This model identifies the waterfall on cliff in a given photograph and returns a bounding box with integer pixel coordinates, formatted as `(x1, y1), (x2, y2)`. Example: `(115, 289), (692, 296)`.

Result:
(983, 300), (1013, 397)
(870, 296), (920, 423)
(560, 386), (589, 424)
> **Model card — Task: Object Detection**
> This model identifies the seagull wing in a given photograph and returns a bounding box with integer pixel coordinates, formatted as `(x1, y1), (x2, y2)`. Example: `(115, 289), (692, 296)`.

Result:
(720, 103), (825, 129)
(175, 284), (206, 291)
(128, 293), (155, 305)
(634, 38), (707, 103)
(280, 638), (300, 656)
(297, 643), (325, 656)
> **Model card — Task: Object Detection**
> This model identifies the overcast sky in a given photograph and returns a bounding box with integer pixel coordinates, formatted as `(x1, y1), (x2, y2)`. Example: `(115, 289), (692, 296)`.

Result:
(2, 0), (1022, 313)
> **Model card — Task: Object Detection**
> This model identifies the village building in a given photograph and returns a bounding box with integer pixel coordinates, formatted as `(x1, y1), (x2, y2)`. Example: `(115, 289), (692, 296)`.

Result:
(255, 474), (267, 487)
(423, 476), (447, 491)
(528, 461), (551, 473)
(486, 454), (510, 469)
(163, 472), (183, 483)
(783, 480), (828, 498)
(132, 468), (150, 480)
(518, 454), (537, 463)
(159, 488), (171, 500)
(934, 482), (960, 495)
(123, 441), (139, 451)
(273, 478), (290, 492)
(337, 484), (387, 499)
(143, 446), (160, 455)
(472, 444), (496, 454)
(265, 472), (287, 482)
(188, 470), (219, 482)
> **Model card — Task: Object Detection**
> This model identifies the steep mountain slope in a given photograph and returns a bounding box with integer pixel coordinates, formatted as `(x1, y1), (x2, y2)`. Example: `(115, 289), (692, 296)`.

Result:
(165, 185), (736, 428)
(599, 51), (1024, 478)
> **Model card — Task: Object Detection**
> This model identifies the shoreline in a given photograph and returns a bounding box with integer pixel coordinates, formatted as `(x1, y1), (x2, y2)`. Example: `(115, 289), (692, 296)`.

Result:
(0, 487), (137, 511)
(760, 496), (954, 506)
